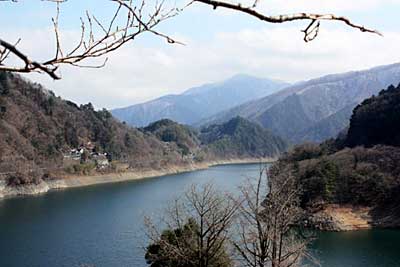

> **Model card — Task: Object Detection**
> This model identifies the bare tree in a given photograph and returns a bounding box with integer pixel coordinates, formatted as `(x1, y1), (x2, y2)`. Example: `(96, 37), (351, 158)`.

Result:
(144, 183), (238, 267)
(1, 0), (380, 79)
(0, 0), (181, 79)
(233, 164), (315, 267)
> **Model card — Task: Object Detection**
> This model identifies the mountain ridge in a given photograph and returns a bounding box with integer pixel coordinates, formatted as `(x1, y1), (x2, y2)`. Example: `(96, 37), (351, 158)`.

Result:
(111, 74), (289, 127)
(199, 62), (400, 143)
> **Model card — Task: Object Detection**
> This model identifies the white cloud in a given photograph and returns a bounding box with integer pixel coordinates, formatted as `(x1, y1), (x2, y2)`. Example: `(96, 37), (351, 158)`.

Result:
(3, 16), (400, 109)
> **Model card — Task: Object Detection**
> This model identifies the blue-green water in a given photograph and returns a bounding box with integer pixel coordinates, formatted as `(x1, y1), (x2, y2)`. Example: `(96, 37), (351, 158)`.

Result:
(0, 164), (399, 267)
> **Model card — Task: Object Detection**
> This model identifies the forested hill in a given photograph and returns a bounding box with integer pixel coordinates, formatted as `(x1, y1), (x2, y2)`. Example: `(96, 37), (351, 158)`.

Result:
(0, 72), (190, 173)
(0, 73), (287, 183)
(199, 117), (287, 158)
(346, 84), (400, 148)
(141, 117), (288, 160)
(200, 63), (400, 144)
(273, 84), (400, 226)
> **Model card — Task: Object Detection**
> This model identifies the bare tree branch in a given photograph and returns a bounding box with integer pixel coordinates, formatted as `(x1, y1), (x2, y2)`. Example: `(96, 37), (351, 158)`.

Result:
(144, 183), (238, 267)
(0, 0), (381, 79)
(0, 0), (181, 79)
(233, 164), (316, 267)
(192, 0), (382, 42)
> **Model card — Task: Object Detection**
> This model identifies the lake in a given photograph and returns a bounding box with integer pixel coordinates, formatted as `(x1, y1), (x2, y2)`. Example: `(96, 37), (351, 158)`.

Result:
(0, 163), (399, 267)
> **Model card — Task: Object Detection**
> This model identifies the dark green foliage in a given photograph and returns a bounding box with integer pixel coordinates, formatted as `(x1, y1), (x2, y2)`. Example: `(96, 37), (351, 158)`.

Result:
(64, 121), (79, 148)
(7, 168), (43, 186)
(64, 163), (96, 175)
(145, 218), (231, 267)
(347, 84), (400, 147)
(274, 84), (400, 211)
(143, 119), (200, 155)
(283, 145), (400, 209)
(0, 71), (10, 95)
(40, 95), (55, 116)
(200, 116), (287, 158)
(300, 159), (339, 205)
(145, 219), (199, 267)
(283, 143), (324, 162)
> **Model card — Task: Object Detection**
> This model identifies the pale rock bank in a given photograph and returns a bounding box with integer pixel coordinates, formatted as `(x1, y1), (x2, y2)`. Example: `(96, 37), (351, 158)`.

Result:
(306, 205), (372, 231)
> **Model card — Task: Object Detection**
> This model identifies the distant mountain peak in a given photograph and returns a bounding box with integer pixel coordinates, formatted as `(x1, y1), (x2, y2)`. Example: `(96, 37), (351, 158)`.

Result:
(199, 62), (400, 144)
(228, 73), (260, 81)
(112, 75), (289, 127)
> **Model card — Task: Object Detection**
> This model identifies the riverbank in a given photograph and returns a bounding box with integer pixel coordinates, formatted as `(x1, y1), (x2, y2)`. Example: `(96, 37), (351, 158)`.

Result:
(0, 158), (274, 200)
(307, 205), (372, 231)
(306, 204), (400, 231)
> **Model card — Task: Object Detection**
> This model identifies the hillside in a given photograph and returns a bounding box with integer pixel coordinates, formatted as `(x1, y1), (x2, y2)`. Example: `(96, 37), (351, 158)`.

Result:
(200, 63), (400, 143)
(111, 74), (288, 127)
(200, 117), (287, 159)
(272, 84), (400, 229)
(142, 119), (201, 156)
(141, 117), (288, 160)
(0, 73), (288, 186)
(0, 73), (190, 179)
(346, 84), (400, 147)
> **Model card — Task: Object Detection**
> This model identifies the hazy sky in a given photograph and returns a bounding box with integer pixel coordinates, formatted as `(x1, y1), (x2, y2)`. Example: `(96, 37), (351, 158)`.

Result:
(1, 0), (400, 109)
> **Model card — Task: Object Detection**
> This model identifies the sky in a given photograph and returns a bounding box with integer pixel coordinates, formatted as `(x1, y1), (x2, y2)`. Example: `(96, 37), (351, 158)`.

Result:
(1, 0), (400, 109)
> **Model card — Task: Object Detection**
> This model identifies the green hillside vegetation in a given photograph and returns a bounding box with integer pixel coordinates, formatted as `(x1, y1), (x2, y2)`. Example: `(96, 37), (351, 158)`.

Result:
(142, 117), (288, 160)
(347, 84), (400, 147)
(200, 117), (288, 158)
(272, 84), (400, 225)
(142, 119), (200, 156)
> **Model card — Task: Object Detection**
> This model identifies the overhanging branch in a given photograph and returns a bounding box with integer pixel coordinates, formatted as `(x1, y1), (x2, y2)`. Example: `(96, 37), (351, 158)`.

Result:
(192, 0), (382, 42)
(0, 0), (181, 79)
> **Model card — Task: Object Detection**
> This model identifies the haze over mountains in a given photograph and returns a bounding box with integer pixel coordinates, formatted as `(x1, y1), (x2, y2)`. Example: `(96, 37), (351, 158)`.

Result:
(200, 63), (400, 143)
(111, 74), (289, 127)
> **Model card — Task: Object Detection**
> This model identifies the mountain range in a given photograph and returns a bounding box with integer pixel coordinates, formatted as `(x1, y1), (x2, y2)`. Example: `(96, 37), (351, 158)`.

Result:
(111, 74), (289, 127)
(200, 63), (400, 143)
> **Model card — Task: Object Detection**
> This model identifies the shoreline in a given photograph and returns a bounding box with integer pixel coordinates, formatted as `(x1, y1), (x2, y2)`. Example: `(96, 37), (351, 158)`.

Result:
(306, 204), (400, 231)
(0, 158), (274, 200)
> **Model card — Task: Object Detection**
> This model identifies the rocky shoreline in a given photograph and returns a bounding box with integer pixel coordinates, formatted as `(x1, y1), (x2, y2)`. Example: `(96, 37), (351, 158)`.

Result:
(304, 204), (400, 231)
(305, 205), (373, 231)
(0, 158), (273, 200)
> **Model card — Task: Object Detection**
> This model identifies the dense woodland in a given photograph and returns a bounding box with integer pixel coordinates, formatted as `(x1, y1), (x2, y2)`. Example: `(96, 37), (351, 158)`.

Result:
(0, 72), (287, 185)
(200, 116), (287, 159)
(273, 84), (400, 224)
(346, 84), (400, 147)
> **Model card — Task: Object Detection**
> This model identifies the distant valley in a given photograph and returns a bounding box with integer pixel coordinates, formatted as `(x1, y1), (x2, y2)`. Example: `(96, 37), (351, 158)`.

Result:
(2, 62), (400, 196)
(111, 74), (289, 127)
(201, 63), (400, 143)
(114, 63), (400, 145)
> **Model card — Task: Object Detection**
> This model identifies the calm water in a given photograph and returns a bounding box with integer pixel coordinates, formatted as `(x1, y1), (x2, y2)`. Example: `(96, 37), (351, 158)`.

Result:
(0, 163), (399, 267)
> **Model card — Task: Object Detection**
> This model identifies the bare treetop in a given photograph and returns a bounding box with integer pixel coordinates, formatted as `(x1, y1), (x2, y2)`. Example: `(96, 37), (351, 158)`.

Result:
(0, 0), (181, 79)
(0, 0), (381, 80)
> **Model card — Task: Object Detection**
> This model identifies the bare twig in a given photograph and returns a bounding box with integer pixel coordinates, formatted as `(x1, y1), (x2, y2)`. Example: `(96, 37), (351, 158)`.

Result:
(0, 0), (181, 79)
(0, 0), (382, 79)
(192, 0), (382, 42)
